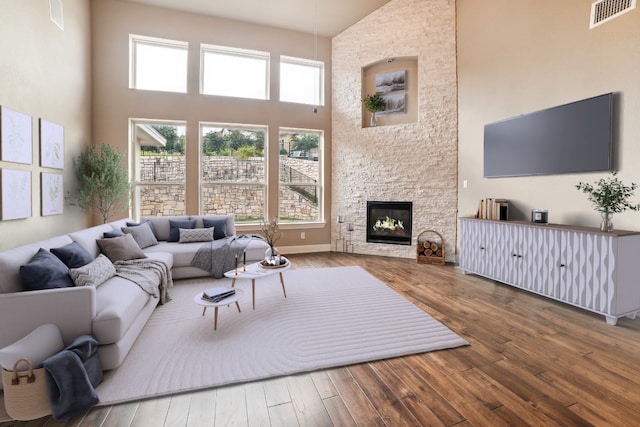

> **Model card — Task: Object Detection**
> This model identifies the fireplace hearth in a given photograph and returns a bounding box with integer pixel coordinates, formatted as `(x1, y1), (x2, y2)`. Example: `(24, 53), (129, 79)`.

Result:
(366, 201), (413, 245)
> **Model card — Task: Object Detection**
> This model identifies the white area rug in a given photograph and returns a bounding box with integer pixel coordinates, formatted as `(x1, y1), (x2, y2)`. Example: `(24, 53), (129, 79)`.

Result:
(96, 266), (467, 405)
(0, 266), (467, 415)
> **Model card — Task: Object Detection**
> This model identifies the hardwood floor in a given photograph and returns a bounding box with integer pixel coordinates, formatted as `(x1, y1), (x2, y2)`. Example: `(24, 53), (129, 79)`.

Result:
(3, 252), (640, 426)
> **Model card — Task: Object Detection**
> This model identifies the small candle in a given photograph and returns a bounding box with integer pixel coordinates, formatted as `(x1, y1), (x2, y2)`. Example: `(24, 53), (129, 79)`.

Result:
(235, 254), (238, 275)
(243, 250), (246, 265)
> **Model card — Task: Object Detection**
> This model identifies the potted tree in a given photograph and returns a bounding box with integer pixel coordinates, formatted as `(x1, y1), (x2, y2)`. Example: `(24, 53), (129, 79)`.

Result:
(363, 94), (385, 127)
(73, 144), (132, 223)
(575, 171), (640, 232)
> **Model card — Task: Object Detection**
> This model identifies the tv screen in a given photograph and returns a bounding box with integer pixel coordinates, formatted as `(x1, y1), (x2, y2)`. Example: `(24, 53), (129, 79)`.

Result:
(483, 93), (613, 178)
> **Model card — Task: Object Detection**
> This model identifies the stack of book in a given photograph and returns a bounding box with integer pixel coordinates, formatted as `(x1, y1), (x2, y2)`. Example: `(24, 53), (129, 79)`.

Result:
(476, 198), (509, 220)
(201, 287), (235, 303)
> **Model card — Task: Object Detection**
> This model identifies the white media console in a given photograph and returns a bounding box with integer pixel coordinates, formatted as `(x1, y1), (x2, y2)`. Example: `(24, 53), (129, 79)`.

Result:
(459, 217), (640, 325)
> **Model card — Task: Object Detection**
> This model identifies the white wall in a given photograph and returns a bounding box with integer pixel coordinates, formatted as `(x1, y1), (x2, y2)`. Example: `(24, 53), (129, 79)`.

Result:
(0, 0), (91, 249)
(458, 0), (640, 231)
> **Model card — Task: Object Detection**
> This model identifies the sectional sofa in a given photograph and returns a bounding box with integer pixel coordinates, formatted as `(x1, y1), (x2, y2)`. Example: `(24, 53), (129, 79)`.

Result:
(0, 215), (269, 371)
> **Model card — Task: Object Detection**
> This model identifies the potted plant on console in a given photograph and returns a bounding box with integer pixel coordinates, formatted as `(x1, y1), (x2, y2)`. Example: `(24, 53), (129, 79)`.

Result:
(575, 171), (640, 232)
(362, 93), (385, 127)
(72, 143), (132, 223)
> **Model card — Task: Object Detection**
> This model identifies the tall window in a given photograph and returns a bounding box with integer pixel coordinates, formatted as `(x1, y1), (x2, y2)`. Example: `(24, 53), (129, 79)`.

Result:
(280, 56), (324, 106)
(130, 35), (188, 93)
(130, 120), (187, 219)
(279, 128), (323, 223)
(200, 123), (267, 222)
(201, 45), (269, 100)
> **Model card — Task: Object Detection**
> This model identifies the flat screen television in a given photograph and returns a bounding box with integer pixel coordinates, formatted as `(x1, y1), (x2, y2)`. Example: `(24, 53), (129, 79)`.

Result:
(483, 93), (613, 178)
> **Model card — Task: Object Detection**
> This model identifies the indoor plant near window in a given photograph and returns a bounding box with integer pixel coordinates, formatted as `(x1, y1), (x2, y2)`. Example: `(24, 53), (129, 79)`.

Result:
(362, 93), (385, 127)
(575, 171), (640, 232)
(72, 144), (132, 223)
(260, 217), (284, 265)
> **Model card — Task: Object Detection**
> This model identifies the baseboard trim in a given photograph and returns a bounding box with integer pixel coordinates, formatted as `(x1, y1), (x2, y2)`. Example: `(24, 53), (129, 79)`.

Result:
(279, 244), (331, 254)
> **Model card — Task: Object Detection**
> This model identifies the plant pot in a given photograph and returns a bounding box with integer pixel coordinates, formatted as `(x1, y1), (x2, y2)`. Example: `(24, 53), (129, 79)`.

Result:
(370, 112), (378, 127)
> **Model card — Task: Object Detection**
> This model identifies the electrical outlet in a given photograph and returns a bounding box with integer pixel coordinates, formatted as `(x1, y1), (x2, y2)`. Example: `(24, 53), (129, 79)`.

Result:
(300, 232), (306, 240)
(463, 180), (468, 188)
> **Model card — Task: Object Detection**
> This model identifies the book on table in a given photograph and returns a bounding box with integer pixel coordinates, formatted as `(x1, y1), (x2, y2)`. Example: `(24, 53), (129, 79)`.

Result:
(202, 287), (235, 302)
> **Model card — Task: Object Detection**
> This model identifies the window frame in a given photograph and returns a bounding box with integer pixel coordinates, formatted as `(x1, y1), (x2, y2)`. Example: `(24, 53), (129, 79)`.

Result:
(129, 34), (189, 94)
(279, 55), (325, 106)
(200, 44), (270, 100)
(278, 127), (324, 224)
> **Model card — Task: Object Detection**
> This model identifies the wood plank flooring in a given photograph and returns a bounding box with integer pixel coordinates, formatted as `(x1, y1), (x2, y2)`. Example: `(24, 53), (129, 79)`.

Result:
(3, 252), (640, 426)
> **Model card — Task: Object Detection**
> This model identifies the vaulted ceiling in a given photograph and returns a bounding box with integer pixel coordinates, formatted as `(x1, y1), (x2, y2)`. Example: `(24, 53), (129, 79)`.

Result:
(124, 0), (391, 37)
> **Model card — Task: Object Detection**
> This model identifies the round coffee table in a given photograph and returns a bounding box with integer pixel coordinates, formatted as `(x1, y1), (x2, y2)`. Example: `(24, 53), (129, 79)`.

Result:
(193, 288), (243, 331)
(224, 259), (290, 310)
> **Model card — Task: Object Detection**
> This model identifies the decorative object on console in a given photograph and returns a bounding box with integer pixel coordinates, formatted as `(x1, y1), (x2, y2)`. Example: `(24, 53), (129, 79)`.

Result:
(531, 209), (548, 224)
(416, 230), (445, 265)
(362, 93), (385, 127)
(260, 217), (283, 265)
(575, 171), (640, 232)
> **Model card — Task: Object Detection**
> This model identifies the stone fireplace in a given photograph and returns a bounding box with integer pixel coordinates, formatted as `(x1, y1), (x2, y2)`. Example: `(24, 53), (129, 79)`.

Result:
(366, 201), (413, 245)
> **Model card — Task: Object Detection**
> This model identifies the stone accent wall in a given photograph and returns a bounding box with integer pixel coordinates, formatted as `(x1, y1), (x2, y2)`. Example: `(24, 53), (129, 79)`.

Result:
(332, 0), (458, 260)
(137, 156), (319, 220)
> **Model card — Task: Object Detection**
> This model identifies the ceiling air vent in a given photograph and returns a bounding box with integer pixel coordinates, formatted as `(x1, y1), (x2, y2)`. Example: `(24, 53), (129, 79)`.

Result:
(590, 0), (637, 28)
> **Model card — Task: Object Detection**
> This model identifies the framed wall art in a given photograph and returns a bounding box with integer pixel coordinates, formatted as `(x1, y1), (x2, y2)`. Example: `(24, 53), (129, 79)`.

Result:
(0, 106), (33, 164)
(1, 168), (32, 220)
(41, 172), (64, 216)
(40, 119), (64, 169)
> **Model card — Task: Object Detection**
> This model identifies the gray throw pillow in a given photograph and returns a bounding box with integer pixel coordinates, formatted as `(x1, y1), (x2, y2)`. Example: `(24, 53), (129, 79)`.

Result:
(178, 227), (214, 243)
(202, 216), (228, 240)
(122, 222), (158, 249)
(51, 241), (93, 268)
(69, 254), (116, 287)
(168, 219), (196, 242)
(19, 248), (75, 291)
(97, 233), (147, 262)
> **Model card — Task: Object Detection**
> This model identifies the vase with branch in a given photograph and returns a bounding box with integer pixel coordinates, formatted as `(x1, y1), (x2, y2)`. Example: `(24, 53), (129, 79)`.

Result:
(260, 217), (284, 265)
(575, 171), (640, 232)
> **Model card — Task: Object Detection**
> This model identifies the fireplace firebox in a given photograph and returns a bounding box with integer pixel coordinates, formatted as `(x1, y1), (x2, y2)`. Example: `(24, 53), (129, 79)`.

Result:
(366, 201), (413, 245)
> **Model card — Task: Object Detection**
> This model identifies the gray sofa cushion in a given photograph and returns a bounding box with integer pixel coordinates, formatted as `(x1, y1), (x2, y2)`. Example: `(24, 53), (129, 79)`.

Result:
(69, 254), (116, 287)
(20, 248), (75, 291)
(122, 222), (158, 249)
(97, 234), (147, 262)
(92, 277), (154, 344)
(51, 241), (94, 268)
(168, 219), (196, 242)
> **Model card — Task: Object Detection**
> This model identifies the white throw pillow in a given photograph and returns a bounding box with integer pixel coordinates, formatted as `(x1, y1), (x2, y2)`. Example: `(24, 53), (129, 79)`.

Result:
(179, 227), (214, 243)
(0, 324), (64, 370)
(69, 254), (116, 287)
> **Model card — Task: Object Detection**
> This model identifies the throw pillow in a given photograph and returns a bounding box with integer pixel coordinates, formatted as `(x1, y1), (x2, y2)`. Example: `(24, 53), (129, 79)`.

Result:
(97, 233), (147, 262)
(103, 229), (124, 238)
(178, 227), (214, 243)
(122, 222), (158, 249)
(19, 248), (75, 291)
(202, 216), (228, 240)
(69, 254), (116, 287)
(50, 241), (93, 268)
(168, 219), (196, 242)
(126, 220), (159, 239)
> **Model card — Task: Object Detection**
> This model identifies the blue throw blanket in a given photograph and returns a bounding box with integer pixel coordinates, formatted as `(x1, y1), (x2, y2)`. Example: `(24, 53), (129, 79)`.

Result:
(42, 335), (103, 421)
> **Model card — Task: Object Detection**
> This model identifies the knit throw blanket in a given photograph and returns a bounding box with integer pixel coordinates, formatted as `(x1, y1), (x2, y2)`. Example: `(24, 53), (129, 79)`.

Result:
(191, 234), (265, 279)
(114, 259), (173, 304)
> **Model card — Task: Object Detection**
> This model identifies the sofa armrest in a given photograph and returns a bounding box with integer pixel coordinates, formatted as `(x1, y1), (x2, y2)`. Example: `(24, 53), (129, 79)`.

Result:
(0, 286), (96, 348)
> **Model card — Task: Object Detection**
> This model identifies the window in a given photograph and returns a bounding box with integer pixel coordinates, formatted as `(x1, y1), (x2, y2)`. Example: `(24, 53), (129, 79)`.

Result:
(200, 123), (267, 221)
(280, 56), (324, 106)
(279, 128), (323, 223)
(130, 120), (187, 219)
(130, 35), (188, 93)
(201, 45), (269, 100)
